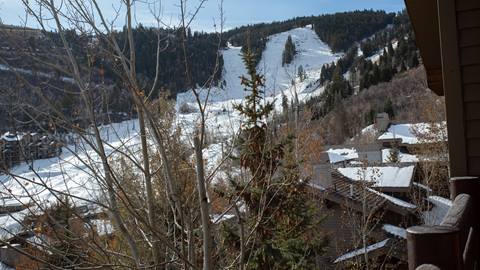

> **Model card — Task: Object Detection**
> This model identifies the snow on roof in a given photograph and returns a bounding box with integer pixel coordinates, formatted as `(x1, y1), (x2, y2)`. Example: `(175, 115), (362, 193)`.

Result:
(0, 209), (29, 241)
(337, 166), (415, 188)
(383, 224), (406, 239)
(90, 219), (113, 236)
(308, 182), (326, 191)
(361, 124), (377, 135)
(211, 214), (235, 224)
(326, 148), (359, 164)
(368, 188), (417, 209)
(377, 122), (446, 145)
(1, 132), (25, 142)
(413, 182), (432, 192)
(25, 234), (51, 252)
(334, 239), (390, 263)
(423, 196), (452, 225)
(382, 149), (418, 163)
(0, 262), (14, 270)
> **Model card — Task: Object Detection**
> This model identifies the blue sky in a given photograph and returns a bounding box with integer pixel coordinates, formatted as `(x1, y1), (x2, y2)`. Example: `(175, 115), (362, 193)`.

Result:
(0, 0), (405, 32)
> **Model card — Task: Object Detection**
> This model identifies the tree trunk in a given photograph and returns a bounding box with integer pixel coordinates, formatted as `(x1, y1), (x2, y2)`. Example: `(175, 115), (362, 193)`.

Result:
(194, 135), (212, 270)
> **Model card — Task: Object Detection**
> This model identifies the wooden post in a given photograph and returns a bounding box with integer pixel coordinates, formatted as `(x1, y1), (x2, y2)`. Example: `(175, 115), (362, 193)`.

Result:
(451, 177), (480, 200)
(407, 225), (463, 270)
(451, 177), (480, 270)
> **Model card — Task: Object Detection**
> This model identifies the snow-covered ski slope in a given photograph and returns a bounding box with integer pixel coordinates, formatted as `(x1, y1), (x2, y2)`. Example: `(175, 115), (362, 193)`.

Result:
(178, 25), (339, 104)
(176, 26), (340, 176)
(177, 26), (340, 141)
(259, 26), (339, 97)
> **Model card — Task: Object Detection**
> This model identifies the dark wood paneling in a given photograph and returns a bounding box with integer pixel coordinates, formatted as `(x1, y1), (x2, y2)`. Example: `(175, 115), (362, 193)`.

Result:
(464, 84), (480, 102)
(466, 102), (480, 120)
(467, 138), (480, 156)
(468, 157), (480, 175)
(426, 68), (444, 95)
(459, 29), (480, 47)
(462, 65), (480, 84)
(456, 0), (480, 11)
(405, 0), (443, 95)
(438, 0), (468, 175)
(466, 120), (480, 138)
(460, 46), (480, 66)
(457, 9), (480, 29)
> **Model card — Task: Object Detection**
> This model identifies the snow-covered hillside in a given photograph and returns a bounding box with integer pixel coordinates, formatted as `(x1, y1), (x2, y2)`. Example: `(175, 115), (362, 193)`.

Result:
(259, 26), (339, 96)
(0, 26), (340, 237)
(176, 26), (340, 177)
(178, 26), (339, 104)
(0, 120), (141, 239)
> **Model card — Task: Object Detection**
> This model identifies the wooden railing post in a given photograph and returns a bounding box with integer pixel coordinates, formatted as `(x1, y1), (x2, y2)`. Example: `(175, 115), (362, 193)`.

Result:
(451, 176), (480, 269)
(407, 225), (463, 270)
(416, 265), (441, 270)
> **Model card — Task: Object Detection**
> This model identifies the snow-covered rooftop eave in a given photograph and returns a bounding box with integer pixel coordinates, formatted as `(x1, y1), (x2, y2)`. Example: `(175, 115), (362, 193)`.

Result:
(334, 238), (391, 263)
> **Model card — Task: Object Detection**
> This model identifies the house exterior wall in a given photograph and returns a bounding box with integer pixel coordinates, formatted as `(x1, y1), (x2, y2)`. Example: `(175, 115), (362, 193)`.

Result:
(434, 0), (480, 177)
(455, 0), (480, 175)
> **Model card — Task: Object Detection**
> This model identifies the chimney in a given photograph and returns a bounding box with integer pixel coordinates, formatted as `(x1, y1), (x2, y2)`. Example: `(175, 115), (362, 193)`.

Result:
(313, 152), (333, 189)
(357, 143), (383, 164)
(375, 112), (390, 132)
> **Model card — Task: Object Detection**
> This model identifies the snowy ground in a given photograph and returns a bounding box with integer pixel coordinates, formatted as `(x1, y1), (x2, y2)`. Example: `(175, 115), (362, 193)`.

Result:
(0, 120), (141, 240)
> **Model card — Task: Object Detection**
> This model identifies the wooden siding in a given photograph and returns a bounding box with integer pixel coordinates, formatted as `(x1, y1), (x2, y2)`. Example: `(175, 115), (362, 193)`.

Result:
(456, 0), (480, 11)
(404, 0), (444, 95)
(456, 0), (480, 176)
(457, 9), (480, 29)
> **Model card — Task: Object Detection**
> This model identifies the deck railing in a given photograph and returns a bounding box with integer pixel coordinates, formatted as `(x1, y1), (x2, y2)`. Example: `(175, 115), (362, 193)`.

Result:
(407, 176), (480, 270)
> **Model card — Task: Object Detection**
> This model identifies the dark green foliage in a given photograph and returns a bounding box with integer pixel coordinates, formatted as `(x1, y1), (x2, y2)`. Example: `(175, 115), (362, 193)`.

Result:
(233, 50), (273, 127)
(115, 25), (224, 97)
(282, 35), (296, 66)
(227, 10), (395, 65)
(384, 98), (395, 117)
(361, 42), (376, 57)
(310, 65), (352, 118)
(387, 146), (400, 163)
(226, 50), (326, 269)
(313, 10), (395, 52)
(320, 46), (358, 85)
(226, 18), (311, 65)
(282, 92), (289, 114)
(297, 65), (307, 82)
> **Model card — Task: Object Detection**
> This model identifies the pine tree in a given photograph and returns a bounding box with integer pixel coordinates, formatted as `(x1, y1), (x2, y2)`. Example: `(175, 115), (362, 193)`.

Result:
(229, 49), (326, 269)
(282, 35), (296, 66)
(298, 65), (306, 82)
(384, 98), (395, 117)
(387, 145), (400, 163)
(234, 50), (273, 128)
(281, 92), (289, 114)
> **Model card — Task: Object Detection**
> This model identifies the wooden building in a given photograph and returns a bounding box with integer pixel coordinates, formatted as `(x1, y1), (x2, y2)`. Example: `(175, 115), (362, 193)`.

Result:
(405, 0), (480, 177)
(310, 169), (418, 268)
(404, 0), (480, 269)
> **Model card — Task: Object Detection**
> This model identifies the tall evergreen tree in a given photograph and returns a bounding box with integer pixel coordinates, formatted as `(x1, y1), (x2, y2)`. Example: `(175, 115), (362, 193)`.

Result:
(229, 49), (326, 269)
(282, 35), (296, 66)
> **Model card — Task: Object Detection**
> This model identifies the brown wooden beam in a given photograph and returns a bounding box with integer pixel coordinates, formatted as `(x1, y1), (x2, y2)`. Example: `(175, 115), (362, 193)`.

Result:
(437, 0), (468, 176)
(407, 225), (462, 270)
